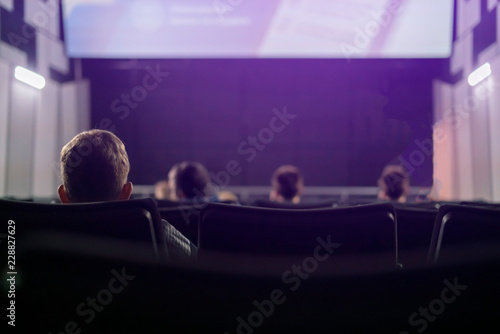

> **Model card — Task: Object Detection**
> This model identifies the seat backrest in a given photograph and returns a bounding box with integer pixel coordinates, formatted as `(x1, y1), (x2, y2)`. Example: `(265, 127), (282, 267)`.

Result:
(341, 194), (378, 205)
(458, 201), (500, 208)
(428, 204), (500, 264)
(0, 197), (166, 261)
(155, 199), (186, 207)
(251, 199), (336, 209)
(393, 204), (438, 268)
(199, 202), (398, 268)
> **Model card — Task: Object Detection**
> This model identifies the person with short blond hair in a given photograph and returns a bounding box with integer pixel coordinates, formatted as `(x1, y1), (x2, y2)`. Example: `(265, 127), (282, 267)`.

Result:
(58, 129), (196, 261)
(58, 129), (132, 203)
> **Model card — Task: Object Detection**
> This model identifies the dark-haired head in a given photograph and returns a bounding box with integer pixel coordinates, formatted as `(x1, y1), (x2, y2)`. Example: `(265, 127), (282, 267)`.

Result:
(377, 165), (410, 202)
(174, 161), (211, 200)
(270, 165), (303, 204)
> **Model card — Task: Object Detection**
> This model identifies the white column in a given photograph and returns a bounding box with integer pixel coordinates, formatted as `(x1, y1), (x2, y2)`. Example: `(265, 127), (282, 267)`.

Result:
(451, 80), (474, 200)
(488, 57), (500, 201)
(0, 59), (10, 196)
(6, 80), (37, 197)
(432, 79), (456, 200)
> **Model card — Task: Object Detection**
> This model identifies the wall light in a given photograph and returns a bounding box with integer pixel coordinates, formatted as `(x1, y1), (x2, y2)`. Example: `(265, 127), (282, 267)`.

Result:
(14, 66), (46, 89)
(468, 63), (491, 87)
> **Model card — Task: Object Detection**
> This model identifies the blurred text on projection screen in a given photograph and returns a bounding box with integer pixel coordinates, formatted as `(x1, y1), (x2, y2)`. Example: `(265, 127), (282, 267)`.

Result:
(63, 0), (454, 58)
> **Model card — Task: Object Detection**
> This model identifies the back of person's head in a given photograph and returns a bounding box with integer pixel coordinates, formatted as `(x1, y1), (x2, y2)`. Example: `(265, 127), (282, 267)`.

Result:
(378, 165), (410, 202)
(174, 161), (211, 199)
(270, 165), (303, 203)
(59, 129), (132, 203)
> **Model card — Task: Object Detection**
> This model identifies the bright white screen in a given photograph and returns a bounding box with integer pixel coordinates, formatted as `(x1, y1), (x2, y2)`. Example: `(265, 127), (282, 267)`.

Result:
(63, 0), (454, 58)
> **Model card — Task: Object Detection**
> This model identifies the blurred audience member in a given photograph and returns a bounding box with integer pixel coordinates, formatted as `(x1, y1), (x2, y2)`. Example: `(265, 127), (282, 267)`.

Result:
(377, 165), (410, 203)
(166, 161), (239, 205)
(174, 161), (213, 203)
(154, 180), (170, 200)
(216, 190), (239, 204)
(269, 165), (303, 204)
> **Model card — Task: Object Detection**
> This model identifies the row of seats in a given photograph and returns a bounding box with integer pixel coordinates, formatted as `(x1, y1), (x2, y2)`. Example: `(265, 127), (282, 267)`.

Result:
(2, 197), (499, 332)
(2, 197), (499, 269)
(166, 200), (500, 269)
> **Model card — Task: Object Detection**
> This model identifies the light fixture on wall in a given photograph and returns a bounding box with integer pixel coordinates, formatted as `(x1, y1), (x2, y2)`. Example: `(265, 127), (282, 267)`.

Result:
(468, 62), (491, 87)
(14, 66), (46, 89)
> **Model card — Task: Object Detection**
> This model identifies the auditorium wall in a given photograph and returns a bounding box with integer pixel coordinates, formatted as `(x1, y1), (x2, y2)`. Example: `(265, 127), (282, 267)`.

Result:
(433, 0), (500, 201)
(0, 0), (89, 198)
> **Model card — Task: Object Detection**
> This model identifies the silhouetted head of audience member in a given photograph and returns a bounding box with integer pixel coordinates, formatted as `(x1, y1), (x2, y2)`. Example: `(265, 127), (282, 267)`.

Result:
(269, 165), (303, 204)
(174, 161), (211, 200)
(377, 165), (410, 203)
(58, 129), (133, 203)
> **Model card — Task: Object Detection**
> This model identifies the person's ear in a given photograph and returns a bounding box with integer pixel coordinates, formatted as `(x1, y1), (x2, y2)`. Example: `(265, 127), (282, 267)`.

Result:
(119, 182), (133, 200)
(58, 184), (71, 203)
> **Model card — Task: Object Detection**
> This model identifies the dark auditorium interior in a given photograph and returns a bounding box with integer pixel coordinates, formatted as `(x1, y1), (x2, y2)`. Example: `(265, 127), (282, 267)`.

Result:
(1, 1), (500, 333)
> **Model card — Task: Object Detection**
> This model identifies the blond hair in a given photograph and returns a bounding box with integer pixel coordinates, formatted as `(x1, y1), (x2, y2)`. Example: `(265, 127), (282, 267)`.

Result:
(60, 130), (130, 202)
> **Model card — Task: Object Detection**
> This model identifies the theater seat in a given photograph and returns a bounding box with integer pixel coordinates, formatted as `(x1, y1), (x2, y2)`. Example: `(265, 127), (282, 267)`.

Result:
(394, 204), (438, 268)
(428, 204), (500, 264)
(198, 202), (399, 273)
(0, 197), (166, 262)
(251, 198), (337, 209)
